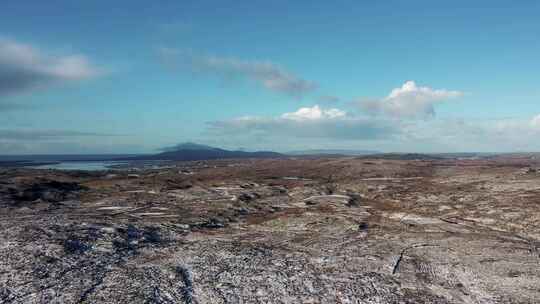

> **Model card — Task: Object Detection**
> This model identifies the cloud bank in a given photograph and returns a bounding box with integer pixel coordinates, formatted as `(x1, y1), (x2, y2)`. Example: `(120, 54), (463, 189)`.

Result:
(207, 105), (399, 142)
(360, 81), (463, 118)
(0, 38), (100, 97)
(203, 91), (540, 153)
(0, 129), (128, 154)
(159, 48), (318, 97)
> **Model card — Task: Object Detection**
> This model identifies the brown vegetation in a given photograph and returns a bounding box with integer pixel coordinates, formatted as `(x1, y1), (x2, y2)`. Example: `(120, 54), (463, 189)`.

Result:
(1, 156), (539, 303)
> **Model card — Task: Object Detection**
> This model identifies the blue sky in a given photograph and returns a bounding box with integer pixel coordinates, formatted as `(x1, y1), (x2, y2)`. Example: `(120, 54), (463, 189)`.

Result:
(2, 0), (540, 154)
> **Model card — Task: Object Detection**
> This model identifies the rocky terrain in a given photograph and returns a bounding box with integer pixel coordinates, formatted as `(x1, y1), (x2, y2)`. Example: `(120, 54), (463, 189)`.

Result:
(1, 156), (539, 303)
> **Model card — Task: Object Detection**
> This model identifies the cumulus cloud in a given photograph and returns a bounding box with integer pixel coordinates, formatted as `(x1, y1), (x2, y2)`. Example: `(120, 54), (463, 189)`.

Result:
(159, 48), (318, 97)
(0, 38), (100, 97)
(281, 105), (346, 121)
(207, 105), (399, 141)
(360, 81), (463, 118)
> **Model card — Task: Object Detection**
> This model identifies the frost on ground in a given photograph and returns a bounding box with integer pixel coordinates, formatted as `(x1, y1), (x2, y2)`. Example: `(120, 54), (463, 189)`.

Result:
(1, 156), (539, 303)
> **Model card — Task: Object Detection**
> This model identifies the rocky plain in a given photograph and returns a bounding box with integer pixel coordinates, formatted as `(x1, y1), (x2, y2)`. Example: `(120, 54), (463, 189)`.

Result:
(1, 155), (539, 303)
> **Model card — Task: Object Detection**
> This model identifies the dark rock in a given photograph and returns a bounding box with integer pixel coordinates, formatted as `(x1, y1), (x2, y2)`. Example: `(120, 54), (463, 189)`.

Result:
(358, 222), (369, 231)
(126, 225), (142, 241)
(193, 218), (226, 229)
(0, 287), (15, 303)
(175, 266), (195, 304)
(11, 180), (86, 203)
(272, 186), (288, 194)
(238, 192), (260, 202)
(240, 183), (256, 189)
(346, 194), (362, 207)
(178, 181), (193, 189)
(63, 238), (90, 254)
(143, 227), (162, 244)
(270, 206), (282, 212)
(524, 167), (537, 174)
(237, 207), (249, 215)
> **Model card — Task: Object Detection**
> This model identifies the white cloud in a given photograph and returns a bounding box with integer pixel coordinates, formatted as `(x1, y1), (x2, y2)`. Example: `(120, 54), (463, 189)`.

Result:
(395, 114), (540, 152)
(158, 48), (317, 97)
(0, 38), (100, 97)
(207, 105), (399, 144)
(361, 81), (463, 118)
(281, 105), (346, 121)
(530, 114), (540, 129)
(204, 104), (540, 152)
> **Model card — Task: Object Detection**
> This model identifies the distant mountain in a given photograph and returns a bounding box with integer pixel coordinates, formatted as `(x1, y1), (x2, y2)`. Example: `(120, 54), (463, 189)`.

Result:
(159, 142), (219, 152)
(130, 143), (283, 161)
(288, 149), (380, 156)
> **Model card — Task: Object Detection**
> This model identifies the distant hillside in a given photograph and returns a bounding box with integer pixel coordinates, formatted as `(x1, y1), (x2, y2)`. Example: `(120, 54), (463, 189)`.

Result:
(357, 153), (446, 161)
(288, 149), (380, 156)
(130, 143), (283, 161)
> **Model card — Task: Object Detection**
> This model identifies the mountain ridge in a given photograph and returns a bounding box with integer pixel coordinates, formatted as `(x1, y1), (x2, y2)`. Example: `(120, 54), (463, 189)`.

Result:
(128, 143), (283, 161)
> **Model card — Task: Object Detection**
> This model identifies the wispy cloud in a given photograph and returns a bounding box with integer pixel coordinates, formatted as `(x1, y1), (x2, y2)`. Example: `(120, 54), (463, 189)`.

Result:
(317, 95), (341, 104)
(0, 129), (119, 141)
(359, 81), (463, 118)
(0, 38), (101, 98)
(0, 140), (145, 155)
(158, 48), (318, 97)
